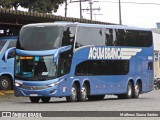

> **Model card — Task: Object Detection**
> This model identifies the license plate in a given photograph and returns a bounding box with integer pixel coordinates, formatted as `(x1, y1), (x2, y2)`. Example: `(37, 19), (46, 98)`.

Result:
(30, 94), (38, 96)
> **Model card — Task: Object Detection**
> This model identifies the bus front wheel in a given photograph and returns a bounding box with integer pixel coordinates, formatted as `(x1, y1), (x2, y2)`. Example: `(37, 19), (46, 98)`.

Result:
(0, 76), (12, 90)
(66, 84), (78, 102)
(29, 97), (40, 103)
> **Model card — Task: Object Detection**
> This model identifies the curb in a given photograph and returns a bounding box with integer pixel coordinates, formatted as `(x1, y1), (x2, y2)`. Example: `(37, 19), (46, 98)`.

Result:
(0, 90), (14, 96)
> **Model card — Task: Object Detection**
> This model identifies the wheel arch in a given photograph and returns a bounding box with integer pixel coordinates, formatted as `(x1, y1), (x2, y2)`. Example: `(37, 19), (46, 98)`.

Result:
(136, 78), (142, 93)
(83, 80), (90, 96)
(127, 78), (134, 92)
(72, 80), (81, 92)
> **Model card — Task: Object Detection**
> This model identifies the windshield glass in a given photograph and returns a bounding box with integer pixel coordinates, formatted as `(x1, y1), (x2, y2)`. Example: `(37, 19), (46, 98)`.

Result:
(15, 55), (57, 81)
(17, 26), (63, 50)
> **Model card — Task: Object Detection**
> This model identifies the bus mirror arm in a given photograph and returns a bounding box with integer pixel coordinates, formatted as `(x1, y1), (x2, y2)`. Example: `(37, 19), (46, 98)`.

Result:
(53, 45), (72, 63)
(4, 47), (16, 62)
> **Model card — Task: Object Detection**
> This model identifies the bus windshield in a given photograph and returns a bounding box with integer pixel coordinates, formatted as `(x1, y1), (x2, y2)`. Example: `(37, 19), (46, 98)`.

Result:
(17, 26), (63, 50)
(15, 55), (57, 81)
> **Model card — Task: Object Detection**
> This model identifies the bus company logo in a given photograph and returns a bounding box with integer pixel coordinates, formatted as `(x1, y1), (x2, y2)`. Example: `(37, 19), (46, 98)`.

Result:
(88, 47), (142, 60)
(31, 86), (36, 90)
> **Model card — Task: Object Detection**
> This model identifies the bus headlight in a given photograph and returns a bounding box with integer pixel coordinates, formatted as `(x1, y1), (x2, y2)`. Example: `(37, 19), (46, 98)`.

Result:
(47, 79), (64, 87)
(15, 80), (23, 87)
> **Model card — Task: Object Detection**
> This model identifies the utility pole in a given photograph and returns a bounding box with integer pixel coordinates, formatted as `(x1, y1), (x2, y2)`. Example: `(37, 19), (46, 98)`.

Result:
(87, 13), (103, 20)
(93, 13), (103, 20)
(80, 0), (82, 19)
(89, 0), (93, 20)
(119, 0), (122, 25)
(65, 0), (68, 17)
(82, 0), (101, 20)
(69, 0), (88, 19)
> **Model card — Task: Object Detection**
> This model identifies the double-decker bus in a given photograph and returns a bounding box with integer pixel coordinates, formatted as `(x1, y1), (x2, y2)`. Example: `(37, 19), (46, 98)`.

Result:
(5, 22), (154, 103)
(0, 36), (17, 90)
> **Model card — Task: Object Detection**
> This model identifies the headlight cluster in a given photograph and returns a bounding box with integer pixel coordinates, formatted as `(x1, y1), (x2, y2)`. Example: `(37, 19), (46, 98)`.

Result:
(47, 79), (64, 87)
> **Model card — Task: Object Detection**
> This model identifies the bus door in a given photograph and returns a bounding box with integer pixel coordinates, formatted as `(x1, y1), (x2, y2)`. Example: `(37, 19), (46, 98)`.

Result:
(58, 26), (76, 95)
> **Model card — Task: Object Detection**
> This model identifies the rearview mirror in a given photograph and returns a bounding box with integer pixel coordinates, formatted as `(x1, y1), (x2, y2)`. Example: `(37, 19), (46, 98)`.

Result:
(4, 47), (16, 62)
(53, 45), (72, 63)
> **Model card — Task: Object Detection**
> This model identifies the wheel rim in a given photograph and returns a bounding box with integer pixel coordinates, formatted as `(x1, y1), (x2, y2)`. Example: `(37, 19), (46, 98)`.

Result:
(135, 84), (140, 96)
(71, 87), (77, 100)
(2, 79), (8, 88)
(81, 87), (87, 99)
(128, 84), (132, 96)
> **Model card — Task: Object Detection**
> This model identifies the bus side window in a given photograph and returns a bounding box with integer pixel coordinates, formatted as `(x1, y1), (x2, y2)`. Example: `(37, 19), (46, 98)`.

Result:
(75, 27), (90, 48)
(0, 41), (6, 52)
(7, 41), (16, 59)
(62, 27), (76, 47)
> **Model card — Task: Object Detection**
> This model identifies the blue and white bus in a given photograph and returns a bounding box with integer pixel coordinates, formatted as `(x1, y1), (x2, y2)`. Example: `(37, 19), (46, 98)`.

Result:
(5, 22), (154, 102)
(0, 36), (17, 90)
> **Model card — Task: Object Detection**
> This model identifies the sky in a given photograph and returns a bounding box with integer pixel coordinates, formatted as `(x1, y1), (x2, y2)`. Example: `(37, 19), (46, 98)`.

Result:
(53, 0), (160, 28)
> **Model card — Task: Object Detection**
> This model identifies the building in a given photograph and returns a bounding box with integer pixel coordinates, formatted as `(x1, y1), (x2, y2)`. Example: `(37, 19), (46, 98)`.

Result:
(157, 23), (160, 29)
(152, 28), (160, 79)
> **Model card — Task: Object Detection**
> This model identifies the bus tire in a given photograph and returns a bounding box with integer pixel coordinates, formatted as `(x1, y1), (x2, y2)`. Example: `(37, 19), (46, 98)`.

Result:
(88, 95), (105, 101)
(77, 83), (87, 102)
(133, 82), (140, 98)
(0, 76), (12, 90)
(29, 97), (40, 103)
(41, 97), (51, 103)
(124, 81), (133, 99)
(118, 81), (133, 99)
(66, 83), (78, 102)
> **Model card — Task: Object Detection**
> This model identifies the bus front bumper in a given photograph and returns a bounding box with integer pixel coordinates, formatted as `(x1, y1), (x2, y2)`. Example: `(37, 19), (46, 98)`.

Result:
(14, 79), (69, 97)
(14, 86), (61, 97)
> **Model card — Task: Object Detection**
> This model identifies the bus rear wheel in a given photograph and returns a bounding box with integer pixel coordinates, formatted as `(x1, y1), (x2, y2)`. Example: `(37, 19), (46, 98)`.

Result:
(77, 83), (87, 102)
(118, 81), (133, 99)
(66, 84), (78, 102)
(29, 97), (40, 103)
(0, 76), (12, 90)
(133, 82), (140, 98)
(41, 97), (51, 103)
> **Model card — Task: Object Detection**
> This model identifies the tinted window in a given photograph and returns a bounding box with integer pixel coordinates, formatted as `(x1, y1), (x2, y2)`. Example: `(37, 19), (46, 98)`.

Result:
(90, 28), (105, 45)
(75, 60), (129, 76)
(7, 41), (16, 59)
(0, 41), (6, 51)
(18, 26), (63, 50)
(76, 27), (105, 48)
(75, 27), (90, 48)
(105, 29), (152, 47)
(62, 27), (76, 47)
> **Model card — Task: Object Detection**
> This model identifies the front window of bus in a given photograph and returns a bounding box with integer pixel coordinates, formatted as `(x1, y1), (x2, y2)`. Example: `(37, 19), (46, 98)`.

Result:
(15, 55), (57, 81)
(17, 25), (63, 50)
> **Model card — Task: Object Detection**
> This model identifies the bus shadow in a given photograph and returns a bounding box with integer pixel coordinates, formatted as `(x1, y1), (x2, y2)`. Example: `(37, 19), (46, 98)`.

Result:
(18, 96), (153, 104)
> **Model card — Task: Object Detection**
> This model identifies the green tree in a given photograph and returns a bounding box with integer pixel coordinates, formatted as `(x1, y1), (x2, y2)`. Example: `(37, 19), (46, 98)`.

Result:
(20, 0), (66, 13)
(0, 0), (20, 10)
(0, 0), (66, 13)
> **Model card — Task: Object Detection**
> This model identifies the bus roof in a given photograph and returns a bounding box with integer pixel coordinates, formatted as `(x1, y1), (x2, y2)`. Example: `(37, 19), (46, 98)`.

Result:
(22, 22), (151, 31)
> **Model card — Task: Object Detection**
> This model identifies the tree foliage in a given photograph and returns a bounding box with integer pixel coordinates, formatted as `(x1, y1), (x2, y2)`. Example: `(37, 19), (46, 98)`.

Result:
(0, 0), (66, 13)
(0, 0), (20, 10)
